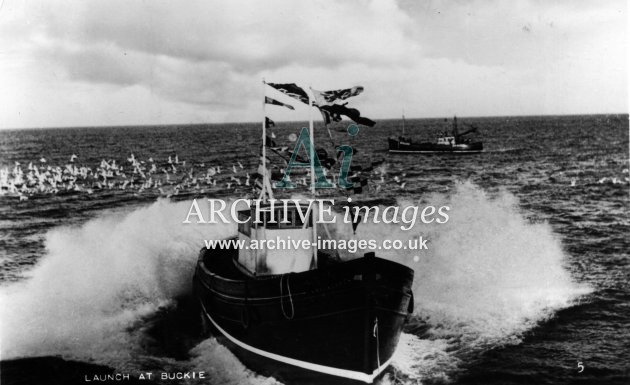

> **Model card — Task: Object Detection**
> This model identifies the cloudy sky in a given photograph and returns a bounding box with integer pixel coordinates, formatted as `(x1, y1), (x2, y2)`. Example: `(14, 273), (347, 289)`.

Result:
(0, 0), (627, 129)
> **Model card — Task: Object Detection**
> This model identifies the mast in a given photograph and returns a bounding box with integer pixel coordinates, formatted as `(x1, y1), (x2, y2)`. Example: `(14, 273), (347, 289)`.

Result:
(260, 79), (273, 203)
(452, 115), (458, 138)
(402, 108), (405, 136)
(262, 79), (267, 204)
(308, 94), (318, 267)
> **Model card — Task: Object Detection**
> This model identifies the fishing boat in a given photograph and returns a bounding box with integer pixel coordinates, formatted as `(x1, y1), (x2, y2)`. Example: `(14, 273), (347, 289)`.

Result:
(192, 81), (415, 384)
(389, 116), (483, 153)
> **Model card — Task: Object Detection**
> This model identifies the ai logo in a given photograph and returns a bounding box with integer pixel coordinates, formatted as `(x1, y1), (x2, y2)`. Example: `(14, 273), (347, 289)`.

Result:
(275, 125), (359, 189)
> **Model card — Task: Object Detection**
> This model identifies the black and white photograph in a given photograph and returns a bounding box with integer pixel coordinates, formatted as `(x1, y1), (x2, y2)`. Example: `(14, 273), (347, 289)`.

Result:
(0, 1), (628, 384)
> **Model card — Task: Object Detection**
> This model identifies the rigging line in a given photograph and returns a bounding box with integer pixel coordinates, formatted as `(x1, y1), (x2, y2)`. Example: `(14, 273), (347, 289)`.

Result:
(373, 317), (380, 368)
(280, 274), (295, 320)
(326, 126), (337, 148)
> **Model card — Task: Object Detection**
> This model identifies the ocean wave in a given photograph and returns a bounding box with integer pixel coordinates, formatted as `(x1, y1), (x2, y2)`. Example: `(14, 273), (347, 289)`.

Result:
(0, 184), (591, 383)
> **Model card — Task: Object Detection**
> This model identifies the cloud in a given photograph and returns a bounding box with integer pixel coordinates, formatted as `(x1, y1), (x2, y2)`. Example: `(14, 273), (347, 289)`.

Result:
(1, 0), (422, 124)
(399, 0), (627, 67)
(0, 0), (626, 129)
(32, 0), (418, 69)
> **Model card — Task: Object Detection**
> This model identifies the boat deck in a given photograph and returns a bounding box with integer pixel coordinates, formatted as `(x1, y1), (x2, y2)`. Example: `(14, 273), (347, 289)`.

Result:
(199, 240), (342, 281)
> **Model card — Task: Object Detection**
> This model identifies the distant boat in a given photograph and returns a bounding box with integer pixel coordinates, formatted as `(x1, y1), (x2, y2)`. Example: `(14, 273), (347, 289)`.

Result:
(193, 81), (415, 384)
(389, 116), (483, 153)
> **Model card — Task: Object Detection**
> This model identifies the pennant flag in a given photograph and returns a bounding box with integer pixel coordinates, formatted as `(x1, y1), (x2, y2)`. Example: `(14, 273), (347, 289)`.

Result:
(311, 87), (374, 126)
(265, 96), (294, 110)
(352, 214), (362, 234)
(266, 135), (277, 147)
(265, 117), (275, 128)
(317, 104), (340, 125)
(267, 83), (310, 105)
(348, 176), (368, 194)
(317, 103), (375, 127)
(312, 86), (364, 104)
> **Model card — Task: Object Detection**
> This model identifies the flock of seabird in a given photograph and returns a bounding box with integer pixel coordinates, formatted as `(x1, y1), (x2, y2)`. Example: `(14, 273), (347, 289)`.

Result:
(0, 153), (392, 201)
(0, 154), (260, 200)
(3, 153), (623, 201)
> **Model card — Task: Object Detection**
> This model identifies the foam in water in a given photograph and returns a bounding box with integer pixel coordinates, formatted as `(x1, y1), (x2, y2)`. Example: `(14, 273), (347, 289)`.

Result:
(187, 338), (281, 385)
(331, 182), (590, 381)
(0, 198), (234, 364)
(338, 184), (587, 331)
(0, 184), (590, 383)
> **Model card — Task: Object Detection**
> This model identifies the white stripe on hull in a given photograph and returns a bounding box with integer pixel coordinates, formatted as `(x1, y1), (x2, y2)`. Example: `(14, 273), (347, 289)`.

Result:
(200, 303), (392, 383)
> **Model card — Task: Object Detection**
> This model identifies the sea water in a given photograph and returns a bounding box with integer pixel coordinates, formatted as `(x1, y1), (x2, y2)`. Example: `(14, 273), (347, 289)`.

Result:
(0, 115), (628, 384)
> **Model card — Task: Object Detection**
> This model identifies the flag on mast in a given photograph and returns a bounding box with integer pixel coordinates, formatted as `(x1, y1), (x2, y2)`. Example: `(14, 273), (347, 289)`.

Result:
(315, 103), (375, 127)
(265, 96), (294, 110)
(265, 134), (277, 147)
(312, 86), (364, 104)
(311, 87), (375, 127)
(267, 83), (310, 105)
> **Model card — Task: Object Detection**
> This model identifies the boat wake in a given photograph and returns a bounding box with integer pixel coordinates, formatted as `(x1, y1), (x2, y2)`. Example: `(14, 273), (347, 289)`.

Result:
(0, 183), (590, 384)
(336, 182), (591, 382)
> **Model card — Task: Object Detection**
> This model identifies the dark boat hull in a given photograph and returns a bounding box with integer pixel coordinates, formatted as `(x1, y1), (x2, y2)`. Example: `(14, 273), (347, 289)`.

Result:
(192, 245), (414, 384)
(388, 138), (483, 153)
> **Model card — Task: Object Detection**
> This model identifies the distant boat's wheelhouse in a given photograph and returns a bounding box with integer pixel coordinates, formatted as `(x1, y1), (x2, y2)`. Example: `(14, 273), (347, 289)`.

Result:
(236, 203), (314, 276)
(436, 136), (456, 146)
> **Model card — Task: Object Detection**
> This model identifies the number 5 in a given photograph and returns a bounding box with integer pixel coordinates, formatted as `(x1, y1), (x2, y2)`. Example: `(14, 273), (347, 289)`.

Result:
(577, 362), (584, 373)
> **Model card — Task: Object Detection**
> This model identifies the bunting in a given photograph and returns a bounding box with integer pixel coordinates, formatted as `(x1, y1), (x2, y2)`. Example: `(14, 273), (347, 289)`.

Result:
(312, 86), (364, 104)
(311, 87), (374, 127)
(260, 80), (375, 195)
(265, 96), (294, 110)
(267, 83), (310, 105)
(266, 135), (277, 147)
(317, 103), (375, 127)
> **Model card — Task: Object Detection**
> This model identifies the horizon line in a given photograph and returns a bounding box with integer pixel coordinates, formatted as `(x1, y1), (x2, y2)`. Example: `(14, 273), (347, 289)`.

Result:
(1, 112), (628, 131)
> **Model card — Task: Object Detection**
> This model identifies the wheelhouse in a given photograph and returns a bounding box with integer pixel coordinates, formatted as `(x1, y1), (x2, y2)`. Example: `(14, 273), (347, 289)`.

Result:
(236, 203), (314, 276)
